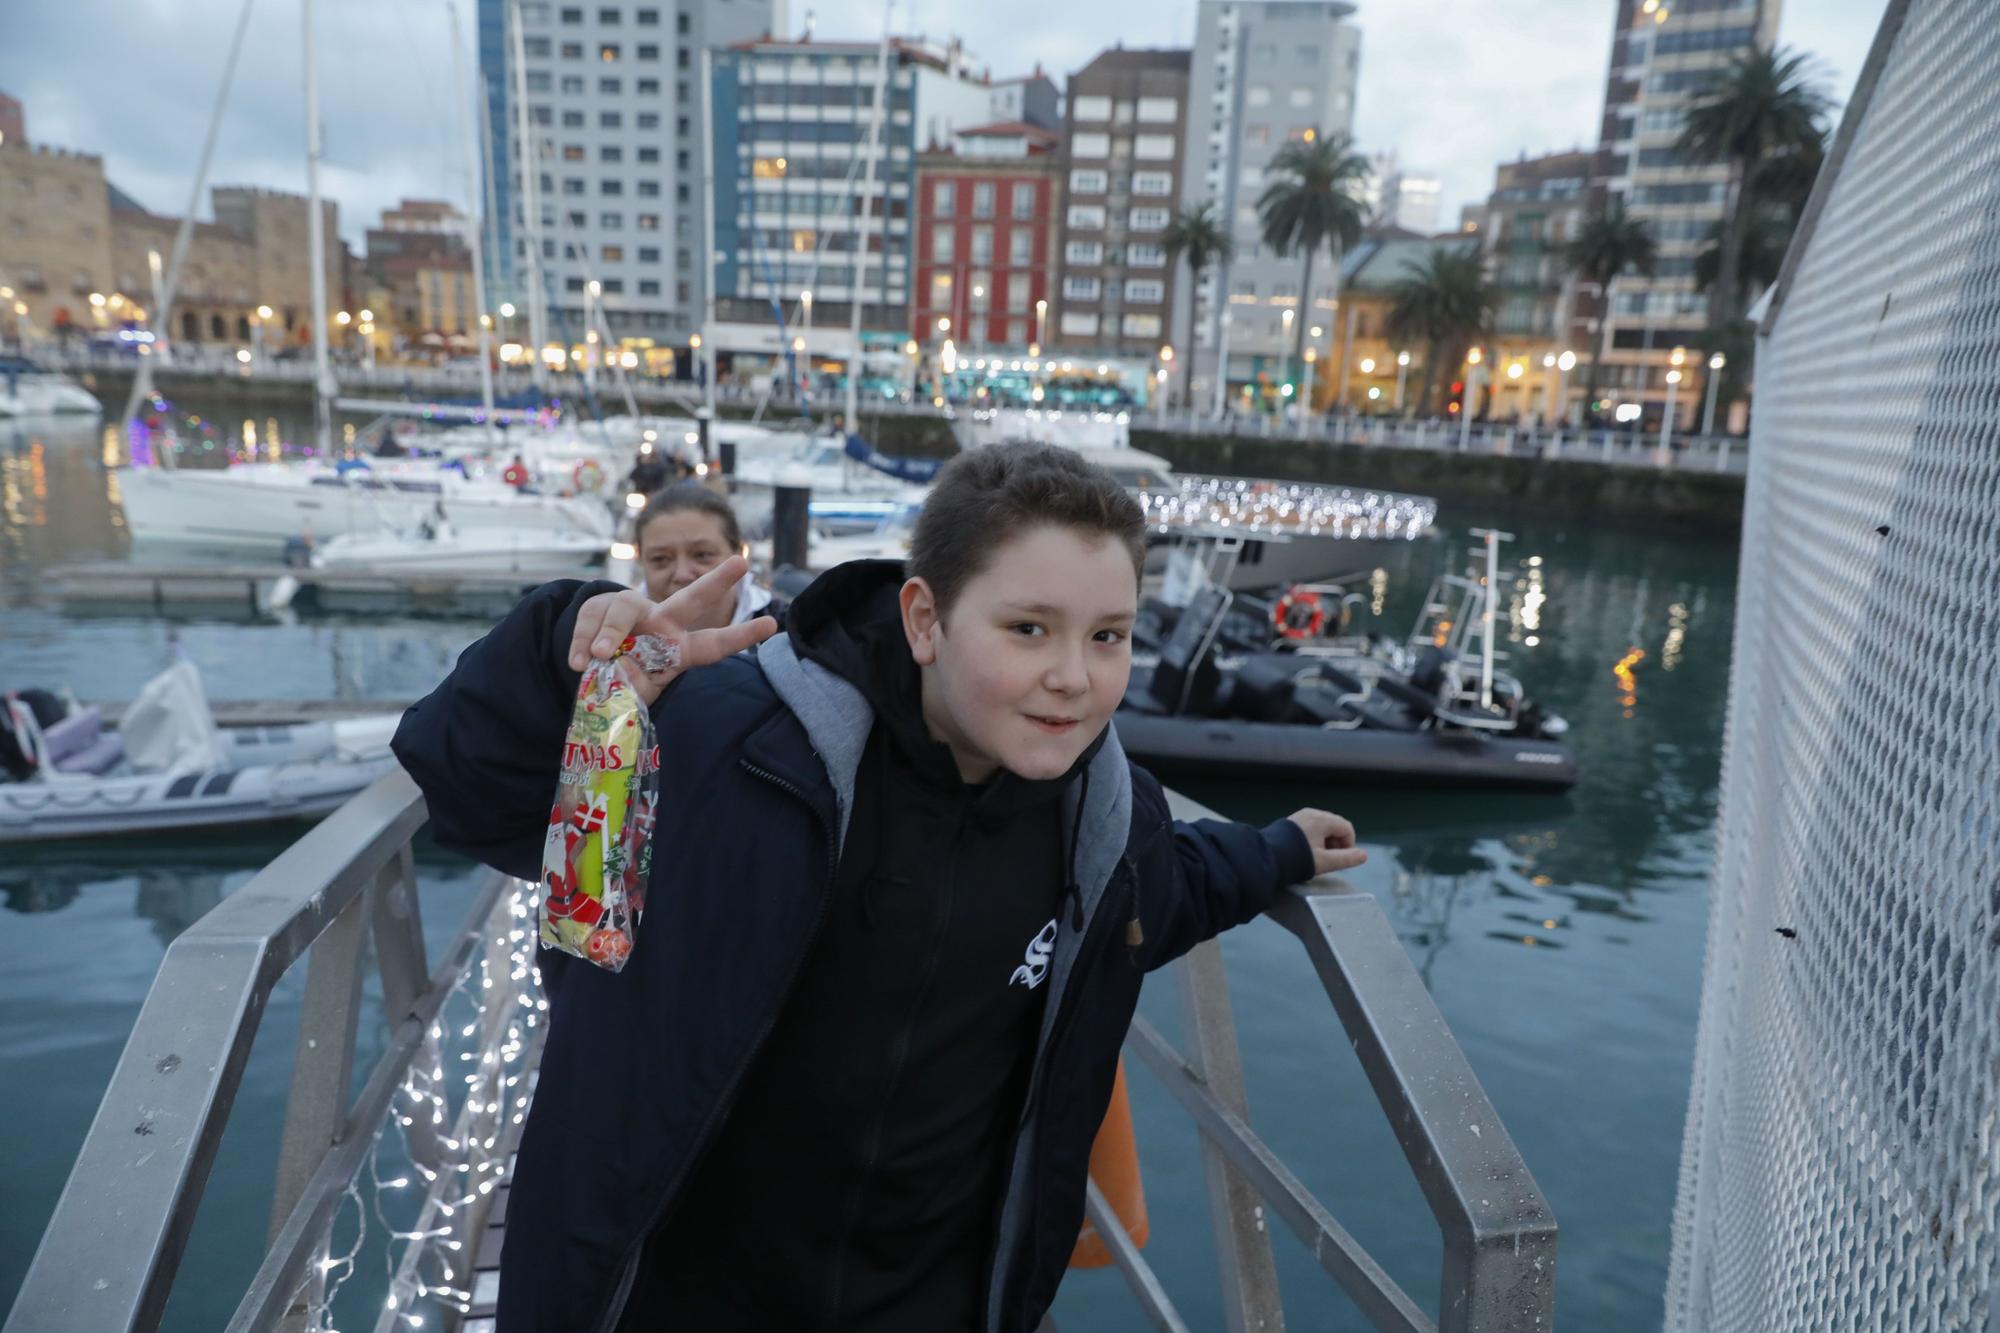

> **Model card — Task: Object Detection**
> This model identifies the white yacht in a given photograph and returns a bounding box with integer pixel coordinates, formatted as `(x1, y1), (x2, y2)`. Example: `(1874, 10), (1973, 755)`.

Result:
(118, 459), (613, 554)
(0, 358), (104, 417)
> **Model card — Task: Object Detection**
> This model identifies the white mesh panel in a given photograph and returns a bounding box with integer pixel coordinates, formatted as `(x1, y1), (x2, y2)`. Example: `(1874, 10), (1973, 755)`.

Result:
(1665, 2), (2000, 1329)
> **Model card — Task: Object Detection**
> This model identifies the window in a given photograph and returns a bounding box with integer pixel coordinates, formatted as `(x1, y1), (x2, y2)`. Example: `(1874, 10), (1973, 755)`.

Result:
(1244, 123), (1269, 145)
(1286, 125), (1313, 142)
(1071, 132), (1110, 159)
(1134, 134), (1175, 161)
(1132, 171), (1172, 197)
(1007, 272), (1031, 311)
(600, 145), (622, 162)
(1247, 86), (1270, 107)
(601, 211), (623, 227)
(532, 104), (554, 124)
(638, 77), (660, 94)
(638, 146), (659, 163)
(1113, 101), (1134, 125)
(1065, 240), (1103, 265)
(599, 77), (621, 94)
(678, 13), (689, 32)
(1068, 168), (1107, 194)
(1067, 205), (1106, 229)
(675, 149), (687, 169)
(563, 177), (586, 195)
(525, 36), (551, 56)
(566, 276), (586, 292)
(598, 110), (622, 129)
(521, 2), (551, 19)
(1072, 95), (1111, 122)
(1297, 44), (1320, 64)
(637, 213), (660, 230)
(1137, 96), (1178, 123)
(971, 226), (994, 263)
(602, 244), (625, 262)
(933, 225), (955, 263)
(970, 279), (990, 313)
(602, 179), (623, 195)
(561, 41), (583, 58)
(678, 49), (689, 68)
(637, 7), (659, 21)
(526, 71), (554, 92)
(972, 183), (995, 218)
(1124, 278), (1165, 303)
(559, 6), (581, 21)
(600, 43), (620, 61)
(638, 44), (659, 59)
(1007, 319), (1027, 345)
(1011, 182), (1035, 220)
(639, 246), (660, 262)
(563, 144), (586, 160)
(640, 279), (661, 295)
(1122, 313), (1162, 337)
(1009, 230), (1033, 266)
(1128, 207), (1170, 231)
(597, 6), (619, 21)
(638, 180), (660, 197)
(561, 108), (583, 126)
(567, 209), (587, 227)
(1127, 242), (1166, 267)
(1288, 87), (1313, 108)
(934, 181), (955, 218)
(1059, 311), (1099, 336)
(561, 75), (584, 93)
(1063, 276), (1101, 300)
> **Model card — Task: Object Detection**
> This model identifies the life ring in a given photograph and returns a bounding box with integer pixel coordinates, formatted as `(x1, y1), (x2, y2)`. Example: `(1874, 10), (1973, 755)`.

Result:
(1272, 586), (1326, 640)
(572, 458), (607, 492)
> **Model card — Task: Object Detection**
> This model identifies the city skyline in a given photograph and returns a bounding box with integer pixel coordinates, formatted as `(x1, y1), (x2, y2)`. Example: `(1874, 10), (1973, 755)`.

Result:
(2, 0), (1880, 251)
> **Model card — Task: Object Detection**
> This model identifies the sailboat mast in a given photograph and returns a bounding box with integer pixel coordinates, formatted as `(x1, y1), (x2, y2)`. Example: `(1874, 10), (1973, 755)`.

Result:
(448, 0), (500, 444)
(302, 0), (334, 456)
(845, 22), (893, 434)
(699, 44), (718, 417)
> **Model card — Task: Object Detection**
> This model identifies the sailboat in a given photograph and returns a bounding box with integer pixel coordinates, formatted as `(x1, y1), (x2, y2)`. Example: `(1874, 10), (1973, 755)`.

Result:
(115, 0), (613, 559)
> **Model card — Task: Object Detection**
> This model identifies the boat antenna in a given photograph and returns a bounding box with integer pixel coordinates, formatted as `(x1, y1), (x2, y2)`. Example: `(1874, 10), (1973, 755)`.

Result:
(448, 0), (501, 450)
(303, 0), (336, 457)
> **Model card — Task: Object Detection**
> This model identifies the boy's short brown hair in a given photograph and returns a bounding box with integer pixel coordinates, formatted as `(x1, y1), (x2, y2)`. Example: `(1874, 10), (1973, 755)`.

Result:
(907, 443), (1146, 619)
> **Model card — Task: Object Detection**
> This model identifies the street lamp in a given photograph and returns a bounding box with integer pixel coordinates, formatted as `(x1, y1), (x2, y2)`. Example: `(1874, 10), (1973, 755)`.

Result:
(1556, 349), (1577, 426)
(1300, 345), (1319, 436)
(1661, 347), (1687, 455)
(1703, 351), (1727, 435)
(1395, 349), (1410, 413)
(1035, 297), (1047, 350)
(1459, 346), (1485, 451)
(904, 337), (920, 400)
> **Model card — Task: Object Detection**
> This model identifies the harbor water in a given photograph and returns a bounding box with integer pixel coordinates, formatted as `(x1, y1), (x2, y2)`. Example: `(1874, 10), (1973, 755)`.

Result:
(1, 401), (1737, 1329)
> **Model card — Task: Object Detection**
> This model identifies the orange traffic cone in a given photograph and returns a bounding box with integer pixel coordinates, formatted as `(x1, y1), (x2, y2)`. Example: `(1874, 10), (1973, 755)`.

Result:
(1069, 1057), (1149, 1268)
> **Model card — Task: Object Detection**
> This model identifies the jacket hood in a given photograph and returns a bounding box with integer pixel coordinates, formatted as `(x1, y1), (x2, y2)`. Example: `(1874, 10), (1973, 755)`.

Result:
(787, 559), (1105, 821)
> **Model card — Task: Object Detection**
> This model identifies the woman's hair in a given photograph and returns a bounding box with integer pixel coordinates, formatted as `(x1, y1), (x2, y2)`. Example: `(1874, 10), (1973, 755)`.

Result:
(634, 481), (742, 553)
(907, 443), (1146, 620)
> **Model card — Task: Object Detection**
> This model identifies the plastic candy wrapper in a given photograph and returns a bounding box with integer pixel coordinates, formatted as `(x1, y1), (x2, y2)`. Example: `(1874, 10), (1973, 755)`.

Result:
(539, 635), (672, 972)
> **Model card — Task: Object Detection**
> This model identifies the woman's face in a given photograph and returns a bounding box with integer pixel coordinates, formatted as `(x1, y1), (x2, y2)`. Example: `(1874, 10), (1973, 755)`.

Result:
(640, 509), (737, 628)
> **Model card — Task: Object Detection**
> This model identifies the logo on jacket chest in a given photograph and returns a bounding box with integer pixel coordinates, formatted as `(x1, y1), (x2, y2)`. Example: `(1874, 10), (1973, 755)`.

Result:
(1010, 918), (1059, 990)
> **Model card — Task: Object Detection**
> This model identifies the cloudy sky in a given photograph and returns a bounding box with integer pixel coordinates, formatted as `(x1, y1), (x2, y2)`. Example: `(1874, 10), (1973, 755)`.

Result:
(2, 0), (1883, 249)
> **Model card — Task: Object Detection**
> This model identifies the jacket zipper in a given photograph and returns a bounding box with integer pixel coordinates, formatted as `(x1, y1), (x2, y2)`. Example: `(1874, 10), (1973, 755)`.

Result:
(981, 855), (1135, 1331)
(585, 758), (840, 1333)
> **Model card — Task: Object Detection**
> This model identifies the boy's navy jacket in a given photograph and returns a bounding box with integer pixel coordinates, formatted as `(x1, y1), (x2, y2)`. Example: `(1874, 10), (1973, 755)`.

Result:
(391, 567), (1315, 1332)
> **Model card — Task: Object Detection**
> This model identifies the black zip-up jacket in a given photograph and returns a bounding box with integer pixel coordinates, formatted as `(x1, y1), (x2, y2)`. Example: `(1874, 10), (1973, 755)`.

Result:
(391, 568), (1315, 1332)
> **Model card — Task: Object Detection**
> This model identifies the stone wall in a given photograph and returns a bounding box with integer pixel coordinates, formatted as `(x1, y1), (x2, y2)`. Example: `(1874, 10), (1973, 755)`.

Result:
(0, 143), (114, 334)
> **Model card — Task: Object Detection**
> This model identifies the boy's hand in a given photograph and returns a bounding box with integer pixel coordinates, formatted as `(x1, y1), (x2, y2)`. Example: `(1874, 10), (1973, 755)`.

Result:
(1287, 809), (1367, 877)
(567, 555), (779, 705)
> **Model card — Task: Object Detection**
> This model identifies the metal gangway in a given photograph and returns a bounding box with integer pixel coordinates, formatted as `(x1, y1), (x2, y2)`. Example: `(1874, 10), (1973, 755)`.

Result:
(5, 771), (1555, 1332)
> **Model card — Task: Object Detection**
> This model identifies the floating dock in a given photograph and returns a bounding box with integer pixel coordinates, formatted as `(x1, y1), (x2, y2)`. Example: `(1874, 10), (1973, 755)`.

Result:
(47, 561), (569, 616)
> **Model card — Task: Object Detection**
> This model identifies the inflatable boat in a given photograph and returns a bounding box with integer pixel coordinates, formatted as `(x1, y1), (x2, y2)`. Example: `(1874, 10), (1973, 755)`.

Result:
(1, 662), (401, 843)
(1118, 533), (1576, 792)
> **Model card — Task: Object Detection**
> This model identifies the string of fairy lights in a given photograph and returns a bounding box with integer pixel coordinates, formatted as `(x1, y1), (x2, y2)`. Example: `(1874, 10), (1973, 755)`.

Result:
(290, 880), (546, 1333)
(1138, 474), (1437, 542)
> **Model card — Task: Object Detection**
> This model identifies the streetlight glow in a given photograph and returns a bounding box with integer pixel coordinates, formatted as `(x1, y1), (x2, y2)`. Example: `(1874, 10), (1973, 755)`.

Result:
(1557, 350), (1577, 371)
(1709, 352), (1726, 370)
(335, 310), (351, 325)
(1397, 350), (1411, 366)
(256, 304), (274, 320)
(1466, 346), (1483, 365)
(937, 317), (950, 333)
(1359, 358), (1375, 374)
(499, 302), (515, 318)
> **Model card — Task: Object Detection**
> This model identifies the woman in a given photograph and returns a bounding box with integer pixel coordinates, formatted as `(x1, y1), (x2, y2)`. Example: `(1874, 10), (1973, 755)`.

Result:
(630, 481), (776, 628)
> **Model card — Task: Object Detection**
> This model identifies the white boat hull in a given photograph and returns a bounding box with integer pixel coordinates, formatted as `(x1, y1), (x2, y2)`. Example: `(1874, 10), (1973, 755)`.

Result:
(118, 464), (612, 553)
(312, 530), (607, 576)
(0, 742), (401, 842)
(0, 378), (104, 417)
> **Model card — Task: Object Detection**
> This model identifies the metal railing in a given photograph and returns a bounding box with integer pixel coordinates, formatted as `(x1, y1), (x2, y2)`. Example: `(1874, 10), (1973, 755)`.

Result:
(6, 775), (1554, 1332)
(3, 771), (521, 1333)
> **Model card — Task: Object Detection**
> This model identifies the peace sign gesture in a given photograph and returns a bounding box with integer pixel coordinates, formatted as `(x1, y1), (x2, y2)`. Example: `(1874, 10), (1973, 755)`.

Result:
(566, 555), (780, 705)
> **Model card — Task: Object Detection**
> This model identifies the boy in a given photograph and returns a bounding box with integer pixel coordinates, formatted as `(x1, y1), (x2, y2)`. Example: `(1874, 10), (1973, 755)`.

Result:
(392, 443), (1364, 1331)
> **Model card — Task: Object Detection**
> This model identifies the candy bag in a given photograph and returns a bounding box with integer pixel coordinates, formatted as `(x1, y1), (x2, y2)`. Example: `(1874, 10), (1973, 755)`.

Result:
(539, 635), (671, 972)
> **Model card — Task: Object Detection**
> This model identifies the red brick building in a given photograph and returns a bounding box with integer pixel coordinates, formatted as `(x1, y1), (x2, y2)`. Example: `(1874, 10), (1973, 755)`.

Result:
(913, 122), (1063, 351)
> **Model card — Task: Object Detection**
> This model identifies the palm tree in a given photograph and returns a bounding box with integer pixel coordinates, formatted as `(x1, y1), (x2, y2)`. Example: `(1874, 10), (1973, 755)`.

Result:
(1161, 203), (1232, 410)
(1677, 47), (1833, 327)
(1385, 246), (1494, 418)
(1562, 201), (1658, 421)
(1256, 133), (1371, 379)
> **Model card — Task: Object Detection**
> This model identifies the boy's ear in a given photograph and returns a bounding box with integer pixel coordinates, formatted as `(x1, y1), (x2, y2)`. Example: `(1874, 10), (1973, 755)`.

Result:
(899, 576), (941, 666)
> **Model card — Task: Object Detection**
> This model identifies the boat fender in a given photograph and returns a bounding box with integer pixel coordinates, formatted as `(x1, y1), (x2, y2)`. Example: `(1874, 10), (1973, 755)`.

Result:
(1272, 586), (1326, 640)
(572, 458), (607, 493)
(1069, 1057), (1150, 1268)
